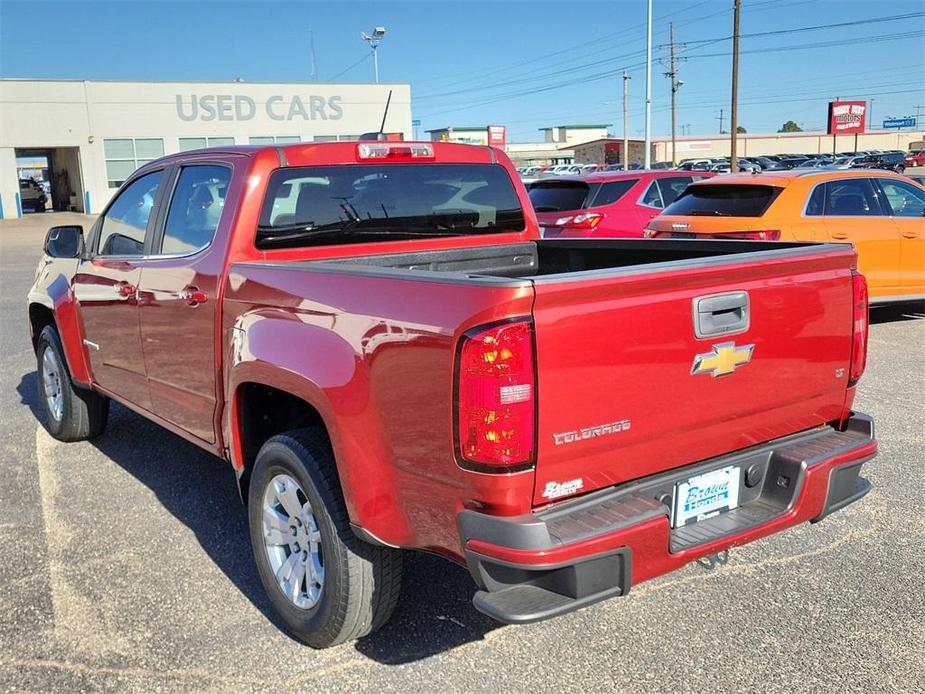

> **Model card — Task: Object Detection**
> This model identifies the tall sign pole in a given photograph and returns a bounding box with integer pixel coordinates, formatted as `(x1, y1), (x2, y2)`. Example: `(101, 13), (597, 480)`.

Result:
(623, 70), (631, 171)
(644, 0), (653, 169)
(729, 0), (741, 170)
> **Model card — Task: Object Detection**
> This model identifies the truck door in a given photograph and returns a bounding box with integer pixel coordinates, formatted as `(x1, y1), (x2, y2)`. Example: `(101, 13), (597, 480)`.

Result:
(873, 177), (925, 297)
(136, 163), (235, 443)
(72, 169), (165, 410)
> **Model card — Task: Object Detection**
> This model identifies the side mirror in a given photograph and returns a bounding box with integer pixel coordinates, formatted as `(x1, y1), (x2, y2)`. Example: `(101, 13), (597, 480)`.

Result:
(44, 225), (84, 258)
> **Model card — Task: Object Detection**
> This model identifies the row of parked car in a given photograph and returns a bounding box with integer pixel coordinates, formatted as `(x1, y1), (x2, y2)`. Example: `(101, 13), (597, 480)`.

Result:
(525, 166), (925, 303)
(520, 149), (919, 181)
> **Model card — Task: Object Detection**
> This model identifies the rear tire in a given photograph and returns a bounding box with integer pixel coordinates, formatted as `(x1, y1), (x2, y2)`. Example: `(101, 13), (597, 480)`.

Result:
(248, 429), (402, 648)
(36, 325), (109, 441)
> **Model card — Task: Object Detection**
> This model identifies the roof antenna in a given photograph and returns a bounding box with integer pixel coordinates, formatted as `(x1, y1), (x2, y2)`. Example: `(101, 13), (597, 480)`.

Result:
(359, 89), (392, 141)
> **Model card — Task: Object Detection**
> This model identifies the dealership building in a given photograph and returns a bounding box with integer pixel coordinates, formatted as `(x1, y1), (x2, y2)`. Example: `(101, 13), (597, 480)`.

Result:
(0, 79), (411, 218)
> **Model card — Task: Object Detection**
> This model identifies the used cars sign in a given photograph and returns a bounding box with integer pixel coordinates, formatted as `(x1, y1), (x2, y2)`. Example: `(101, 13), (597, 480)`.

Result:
(176, 94), (344, 121)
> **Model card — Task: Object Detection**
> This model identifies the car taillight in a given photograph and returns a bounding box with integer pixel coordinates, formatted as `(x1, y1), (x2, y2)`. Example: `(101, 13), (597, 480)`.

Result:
(849, 272), (869, 387)
(455, 319), (535, 471)
(553, 212), (603, 230)
(643, 229), (659, 238)
(356, 143), (434, 160)
(723, 230), (781, 241)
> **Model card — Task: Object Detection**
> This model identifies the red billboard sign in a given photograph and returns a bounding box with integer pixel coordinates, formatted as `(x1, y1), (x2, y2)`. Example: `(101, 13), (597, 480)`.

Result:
(828, 101), (866, 135)
(487, 125), (506, 148)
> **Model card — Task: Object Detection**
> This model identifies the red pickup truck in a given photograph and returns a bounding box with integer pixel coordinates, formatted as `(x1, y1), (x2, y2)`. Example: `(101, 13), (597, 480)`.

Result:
(28, 140), (877, 648)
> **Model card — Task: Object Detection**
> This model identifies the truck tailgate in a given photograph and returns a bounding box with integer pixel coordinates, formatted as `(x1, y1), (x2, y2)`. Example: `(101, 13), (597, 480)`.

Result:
(530, 247), (855, 506)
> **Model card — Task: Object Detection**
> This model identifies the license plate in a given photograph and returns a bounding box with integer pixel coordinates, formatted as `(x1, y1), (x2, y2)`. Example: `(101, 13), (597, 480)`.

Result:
(670, 231), (696, 239)
(672, 466), (741, 528)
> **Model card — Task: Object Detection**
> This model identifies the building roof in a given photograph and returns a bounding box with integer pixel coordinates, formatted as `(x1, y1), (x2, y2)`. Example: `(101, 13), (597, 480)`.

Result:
(540, 124), (612, 130)
(651, 129), (925, 141)
(559, 137), (647, 151)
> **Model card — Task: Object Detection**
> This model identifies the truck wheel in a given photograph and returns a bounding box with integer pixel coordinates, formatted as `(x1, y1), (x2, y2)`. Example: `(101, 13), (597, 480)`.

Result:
(36, 326), (109, 441)
(248, 429), (403, 648)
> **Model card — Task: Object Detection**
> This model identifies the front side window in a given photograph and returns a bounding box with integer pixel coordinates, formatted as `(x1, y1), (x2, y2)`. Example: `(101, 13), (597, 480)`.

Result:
(877, 179), (925, 217)
(97, 170), (163, 256)
(104, 138), (165, 188)
(823, 179), (882, 216)
(161, 165), (230, 255)
(257, 164), (525, 248)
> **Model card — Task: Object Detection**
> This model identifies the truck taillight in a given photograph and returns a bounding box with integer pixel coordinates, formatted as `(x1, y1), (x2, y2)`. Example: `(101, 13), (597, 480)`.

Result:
(455, 319), (535, 471)
(356, 143), (434, 159)
(553, 212), (604, 230)
(849, 271), (869, 387)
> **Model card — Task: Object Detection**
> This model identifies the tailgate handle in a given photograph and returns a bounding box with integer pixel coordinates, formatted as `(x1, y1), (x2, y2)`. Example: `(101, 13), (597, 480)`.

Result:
(694, 292), (749, 338)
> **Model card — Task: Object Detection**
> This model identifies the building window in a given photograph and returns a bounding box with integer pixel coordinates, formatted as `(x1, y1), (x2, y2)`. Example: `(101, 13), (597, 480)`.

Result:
(249, 136), (301, 145)
(104, 138), (165, 188)
(312, 135), (337, 142)
(179, 137), (236, 151)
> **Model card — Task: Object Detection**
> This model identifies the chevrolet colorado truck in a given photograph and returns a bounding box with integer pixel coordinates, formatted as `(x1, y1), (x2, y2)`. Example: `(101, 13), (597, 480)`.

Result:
(28, 140), (877, 648)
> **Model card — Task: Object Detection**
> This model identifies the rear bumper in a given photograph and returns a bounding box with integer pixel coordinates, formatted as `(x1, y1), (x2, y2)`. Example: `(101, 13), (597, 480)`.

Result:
(458, 413), (876, 624)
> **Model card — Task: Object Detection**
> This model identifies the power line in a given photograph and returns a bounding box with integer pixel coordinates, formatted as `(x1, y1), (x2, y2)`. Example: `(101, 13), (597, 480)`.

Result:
(325, 52), (371, 82)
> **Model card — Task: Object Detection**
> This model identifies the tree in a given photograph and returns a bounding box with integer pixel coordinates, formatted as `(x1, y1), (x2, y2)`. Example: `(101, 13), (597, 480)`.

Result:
(778, 120), (802, 133)
(736, 125), (747, 133)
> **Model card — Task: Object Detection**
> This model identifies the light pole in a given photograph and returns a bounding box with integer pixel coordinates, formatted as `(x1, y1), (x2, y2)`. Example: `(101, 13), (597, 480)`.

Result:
(644, 0), (653, 169)
(361, 26), (386, 83)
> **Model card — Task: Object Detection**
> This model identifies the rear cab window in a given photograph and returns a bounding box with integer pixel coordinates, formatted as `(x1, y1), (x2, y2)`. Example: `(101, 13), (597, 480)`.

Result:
(257, 164), (525, 248)
(663, 184), (783, 217)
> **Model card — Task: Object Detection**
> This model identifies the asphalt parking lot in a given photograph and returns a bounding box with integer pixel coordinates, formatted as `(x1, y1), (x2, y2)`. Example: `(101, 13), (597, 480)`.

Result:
(1, 212), (923, 693)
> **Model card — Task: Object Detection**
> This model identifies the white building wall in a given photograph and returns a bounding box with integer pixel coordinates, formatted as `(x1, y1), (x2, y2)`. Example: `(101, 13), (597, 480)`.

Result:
(0, 79), (412, 217)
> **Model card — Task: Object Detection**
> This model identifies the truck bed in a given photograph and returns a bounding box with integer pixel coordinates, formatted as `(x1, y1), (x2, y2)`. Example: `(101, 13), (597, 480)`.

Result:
(231, 238), (858, 510)
(316, 238), (833, 281)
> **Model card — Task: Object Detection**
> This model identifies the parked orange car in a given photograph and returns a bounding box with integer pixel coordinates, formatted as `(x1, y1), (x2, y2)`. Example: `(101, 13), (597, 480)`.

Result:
(645, 169), (925, 303)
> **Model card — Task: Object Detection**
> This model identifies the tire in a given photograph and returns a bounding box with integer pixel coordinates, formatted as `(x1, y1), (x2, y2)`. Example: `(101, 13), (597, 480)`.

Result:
(36, 325), (109, 441)
(248, 429), (402, 648)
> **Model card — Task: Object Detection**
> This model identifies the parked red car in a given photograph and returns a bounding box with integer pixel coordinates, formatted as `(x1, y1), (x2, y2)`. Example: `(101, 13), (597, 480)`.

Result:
(529, 170), (715, 237)
(904, 149), (925, 167)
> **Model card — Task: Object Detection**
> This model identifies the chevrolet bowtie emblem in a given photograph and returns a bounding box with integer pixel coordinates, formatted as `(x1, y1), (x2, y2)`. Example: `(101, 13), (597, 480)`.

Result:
(691, 342), (754, 377)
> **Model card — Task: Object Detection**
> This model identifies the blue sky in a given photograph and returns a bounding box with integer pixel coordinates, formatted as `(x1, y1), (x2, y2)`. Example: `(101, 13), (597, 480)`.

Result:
(1, 0), (922, 142)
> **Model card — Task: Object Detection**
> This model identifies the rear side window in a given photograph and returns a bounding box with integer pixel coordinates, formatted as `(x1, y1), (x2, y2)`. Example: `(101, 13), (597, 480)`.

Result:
(161, 165), (230, 255)
(529, 181), (590, 212)
(663, 184), (782, 217)
(257, 164), (524, 248)
(656, 176), (694, 207)
(588, 179), (637, 206)
(823, 179), (882, 216)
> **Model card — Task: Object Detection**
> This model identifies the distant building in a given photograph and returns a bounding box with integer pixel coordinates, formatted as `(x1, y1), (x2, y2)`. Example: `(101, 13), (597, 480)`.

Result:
(567, 138), (655, 166)
(653, 130), (925, 161)
(540, 124), (611, 146)
(425, 126), (491, 144)
(426, 124), (616, 165)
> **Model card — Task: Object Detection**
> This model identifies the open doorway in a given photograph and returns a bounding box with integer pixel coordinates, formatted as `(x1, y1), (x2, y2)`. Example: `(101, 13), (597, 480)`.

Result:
(14, 147), (85, 213)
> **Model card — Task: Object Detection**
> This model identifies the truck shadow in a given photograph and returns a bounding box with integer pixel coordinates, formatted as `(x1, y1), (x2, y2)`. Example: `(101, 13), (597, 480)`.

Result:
(17, 372), (497, 664)
(869, 302), (925, 324)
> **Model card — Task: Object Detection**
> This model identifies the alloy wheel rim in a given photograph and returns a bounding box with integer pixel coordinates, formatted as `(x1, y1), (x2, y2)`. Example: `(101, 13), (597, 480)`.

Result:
(42, 348), (64, 423)
(262, 474), (324, 609)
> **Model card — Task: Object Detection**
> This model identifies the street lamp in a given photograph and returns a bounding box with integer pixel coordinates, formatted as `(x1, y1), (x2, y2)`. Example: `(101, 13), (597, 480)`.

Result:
(361, 26), (386, 83)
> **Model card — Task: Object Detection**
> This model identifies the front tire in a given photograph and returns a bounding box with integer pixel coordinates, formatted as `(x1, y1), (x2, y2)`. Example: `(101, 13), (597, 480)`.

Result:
(36, 326), (109, 441)
(248, 429), (402, 648)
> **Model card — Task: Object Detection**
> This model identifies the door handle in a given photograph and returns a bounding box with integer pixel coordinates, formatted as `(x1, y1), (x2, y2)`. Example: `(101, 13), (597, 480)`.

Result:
(116, 281), (136, 298)
(830, 231), (849, 240)
(179, 286), (208, 306)
(901, 231), (918, 239)
(693, 291), (749, 338)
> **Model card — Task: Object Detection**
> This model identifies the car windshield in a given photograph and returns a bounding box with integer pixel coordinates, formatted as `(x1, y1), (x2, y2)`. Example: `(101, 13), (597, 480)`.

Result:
(662, 184), (783, 217)
(256, 164), (525, 248)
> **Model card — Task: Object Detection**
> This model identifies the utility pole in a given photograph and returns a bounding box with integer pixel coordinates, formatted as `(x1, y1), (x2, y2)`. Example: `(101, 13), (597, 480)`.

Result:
(644, 0), (653, 169)
(869, 97), (875, 132)
(361, 27), (387, 83)
(729, 0), (741, 171)
(623, 71), (631, 171)
(716, 108), (725, 134)
(663, 23), (685, 167)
